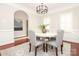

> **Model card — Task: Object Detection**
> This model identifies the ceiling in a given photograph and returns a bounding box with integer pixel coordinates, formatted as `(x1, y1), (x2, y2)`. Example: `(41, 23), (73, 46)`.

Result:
(15, 3), (79, 14)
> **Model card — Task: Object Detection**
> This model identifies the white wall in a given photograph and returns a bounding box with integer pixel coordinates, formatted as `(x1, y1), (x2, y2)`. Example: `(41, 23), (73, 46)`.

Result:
(0, 4), (15, 46)
(73, 7), (79, 33)
(46, 7), (79, 43)
(0, 4), (28, 45)
(14, 4), (43, 38)
(1, 4), (79, 45)
(28, 14), (43, 32)
(49, 14), (60, 32)
(14, 11), (43, 36)
(14, 5), (79, 43)
(0, 4), (43, 45)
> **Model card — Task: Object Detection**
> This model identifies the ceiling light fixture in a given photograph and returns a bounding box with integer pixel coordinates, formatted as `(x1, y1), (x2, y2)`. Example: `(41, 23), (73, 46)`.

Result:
(36, 3), (48, 14)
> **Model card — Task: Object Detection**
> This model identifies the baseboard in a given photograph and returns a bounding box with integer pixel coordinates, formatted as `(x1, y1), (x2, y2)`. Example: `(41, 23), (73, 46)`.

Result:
(15, 38), (29, 46)
(0, 42), (14, 50)
(63, 40), (79, 44)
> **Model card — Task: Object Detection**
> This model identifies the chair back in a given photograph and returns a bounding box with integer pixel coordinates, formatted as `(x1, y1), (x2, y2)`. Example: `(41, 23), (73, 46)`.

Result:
(56, 30), (64, 46)
(28, 30), (36, 46)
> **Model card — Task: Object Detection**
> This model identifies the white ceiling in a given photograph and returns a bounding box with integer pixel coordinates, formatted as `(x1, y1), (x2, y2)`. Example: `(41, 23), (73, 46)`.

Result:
(15, 3), (79, 14)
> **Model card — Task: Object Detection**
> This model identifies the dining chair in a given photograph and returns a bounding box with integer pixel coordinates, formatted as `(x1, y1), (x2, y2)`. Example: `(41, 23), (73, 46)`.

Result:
(28, 30), (44, 56)
(46, 30), (64, 56)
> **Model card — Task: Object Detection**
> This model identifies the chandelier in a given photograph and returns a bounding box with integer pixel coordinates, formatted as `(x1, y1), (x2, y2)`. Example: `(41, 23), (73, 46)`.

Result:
(36, 3), (48, 14)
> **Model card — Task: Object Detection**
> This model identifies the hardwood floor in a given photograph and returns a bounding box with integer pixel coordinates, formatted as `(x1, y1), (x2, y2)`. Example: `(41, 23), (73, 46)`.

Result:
(15, 38), (29, 46)
(0, 38), (79, 56)
(63, 40), (79, 56)
(0, 37), (29, 50)
(71, 43), (79, 56)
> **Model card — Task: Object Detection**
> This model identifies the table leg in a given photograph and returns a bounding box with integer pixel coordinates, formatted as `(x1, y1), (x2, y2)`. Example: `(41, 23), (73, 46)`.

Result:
(43, 43), (45, 52)
(51, 46), (53, 49)
(46, 44), (48, 52)
(0, 53), (1, 56)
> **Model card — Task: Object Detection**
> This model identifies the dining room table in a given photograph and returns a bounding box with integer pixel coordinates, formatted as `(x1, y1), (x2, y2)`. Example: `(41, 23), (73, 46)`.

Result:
(35, 32), (57, 52)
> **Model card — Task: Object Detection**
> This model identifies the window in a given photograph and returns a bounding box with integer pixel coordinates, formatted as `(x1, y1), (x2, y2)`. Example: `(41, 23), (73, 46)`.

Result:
(43, 17), (50, 31)
(60, 12), (72, 32)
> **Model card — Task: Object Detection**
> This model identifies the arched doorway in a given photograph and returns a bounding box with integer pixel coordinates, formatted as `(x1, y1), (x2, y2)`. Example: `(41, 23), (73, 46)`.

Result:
(14, 10), (28, 40)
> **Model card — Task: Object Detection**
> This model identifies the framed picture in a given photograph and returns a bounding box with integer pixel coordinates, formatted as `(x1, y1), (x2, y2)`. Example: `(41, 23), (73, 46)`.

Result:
(14, 19), (23, 31)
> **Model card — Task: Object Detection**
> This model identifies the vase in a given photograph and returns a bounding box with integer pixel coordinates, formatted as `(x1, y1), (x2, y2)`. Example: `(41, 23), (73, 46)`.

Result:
(42, 29), (46, 33)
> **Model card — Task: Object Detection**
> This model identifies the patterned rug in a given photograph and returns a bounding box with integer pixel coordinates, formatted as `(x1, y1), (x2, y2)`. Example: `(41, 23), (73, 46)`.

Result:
(1, 42), (71, 56)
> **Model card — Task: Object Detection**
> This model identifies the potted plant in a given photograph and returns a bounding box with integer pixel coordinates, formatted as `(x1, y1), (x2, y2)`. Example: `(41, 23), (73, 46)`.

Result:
(39, 24), (48, 33)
